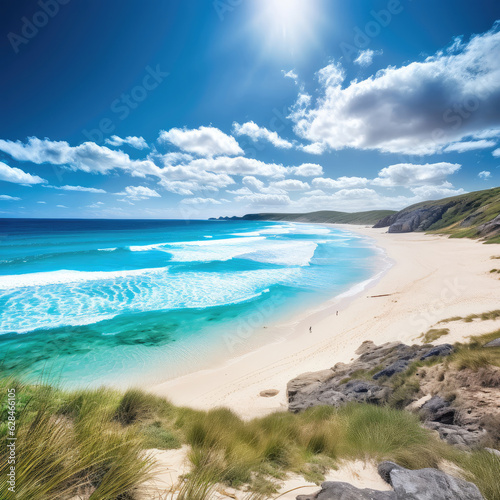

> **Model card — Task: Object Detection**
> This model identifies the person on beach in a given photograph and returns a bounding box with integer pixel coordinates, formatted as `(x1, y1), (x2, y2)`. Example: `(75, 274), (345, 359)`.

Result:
(309, 326), (312, 333)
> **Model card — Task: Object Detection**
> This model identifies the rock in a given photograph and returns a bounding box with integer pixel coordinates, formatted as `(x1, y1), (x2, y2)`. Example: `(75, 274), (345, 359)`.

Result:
(484, 338), (500, 348)
(424, 422), (486, 448)
(420, 344), (454, 360)
(296, 481), (396, 499)
(388, 463), (484, 499)
(477, 214), (500, 238)
(374, 205), (451, 233)
(259, 389), (279, 397)
(419, 395), (456, 424)
(298, 462), (484, 500)
(373, 359), (410, 380)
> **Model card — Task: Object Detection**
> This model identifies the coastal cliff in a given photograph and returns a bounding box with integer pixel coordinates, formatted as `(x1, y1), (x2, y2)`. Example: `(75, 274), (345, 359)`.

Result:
(374, 187), (500, 240)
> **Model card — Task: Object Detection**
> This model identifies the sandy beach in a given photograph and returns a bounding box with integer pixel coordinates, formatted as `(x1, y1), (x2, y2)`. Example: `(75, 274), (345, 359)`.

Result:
(150, 226), (500, 419)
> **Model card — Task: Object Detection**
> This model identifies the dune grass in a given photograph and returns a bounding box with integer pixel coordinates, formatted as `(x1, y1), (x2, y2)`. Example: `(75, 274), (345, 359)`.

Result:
(2, 330), (500, 498)
(420, 328), (450, 343)
(438, 309), (500, 323)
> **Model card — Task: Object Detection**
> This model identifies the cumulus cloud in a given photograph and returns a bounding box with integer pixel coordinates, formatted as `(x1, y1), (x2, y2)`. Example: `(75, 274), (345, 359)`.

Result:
(49, 185), (107, 193)
(180, 197), (222, 205)
(354, 49), (383, 67)
(271, 179), (310, 191)
(282, 69), (299, 83)
(115, 186), (161, 200)
(0, 195), (20, 200)
(443, 140), (497, 153)
(290, 24), (500, 155)
(0, 160), (46, 185)
(105, 135), (149, 150)
(312, 176), (369, 189)
(0, 138), (160, 177)
(158, 126), (243, 157)
(493, 148), (500, 157)
(234, 193), (291, 206)
(288, 163), (323, 177)
(371, 162), (461, 187)
(242, 176), (265, 191)
(187, 156), (287, 178)
(232, 121), (293, 149)
(478, 170), (491, 180)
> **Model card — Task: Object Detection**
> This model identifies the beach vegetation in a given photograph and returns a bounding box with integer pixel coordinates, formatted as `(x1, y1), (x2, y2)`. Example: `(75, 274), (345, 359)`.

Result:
(420, 328), (450, 343)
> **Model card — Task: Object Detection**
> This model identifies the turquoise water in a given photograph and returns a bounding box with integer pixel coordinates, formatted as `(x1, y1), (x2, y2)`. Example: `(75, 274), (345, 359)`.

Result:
(0, 219), (383, 387)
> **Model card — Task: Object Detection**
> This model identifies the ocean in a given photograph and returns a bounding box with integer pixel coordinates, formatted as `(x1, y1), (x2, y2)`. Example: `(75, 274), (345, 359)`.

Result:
(0, 218), (386, 388)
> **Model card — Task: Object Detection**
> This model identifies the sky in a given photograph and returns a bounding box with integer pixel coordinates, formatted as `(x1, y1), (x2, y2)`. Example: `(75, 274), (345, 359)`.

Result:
(1, 0), (500, 219)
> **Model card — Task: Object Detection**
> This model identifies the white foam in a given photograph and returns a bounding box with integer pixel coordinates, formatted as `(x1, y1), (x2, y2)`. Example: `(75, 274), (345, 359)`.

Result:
(98, 247), (117, 252)
(0, 267), (302, 334)
(0, 267), (170, 290)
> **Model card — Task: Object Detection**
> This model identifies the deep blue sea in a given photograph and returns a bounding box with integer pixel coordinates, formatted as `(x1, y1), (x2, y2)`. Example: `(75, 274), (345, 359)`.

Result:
(0, 219), (385, 387)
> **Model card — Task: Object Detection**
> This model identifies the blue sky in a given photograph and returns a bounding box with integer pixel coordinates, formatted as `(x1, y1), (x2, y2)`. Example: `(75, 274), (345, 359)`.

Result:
(1, 0), (500, 219)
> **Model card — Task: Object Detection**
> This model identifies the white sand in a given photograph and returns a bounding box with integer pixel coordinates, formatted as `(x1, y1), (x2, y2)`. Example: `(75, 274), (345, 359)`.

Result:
(150, 226), (500, 419)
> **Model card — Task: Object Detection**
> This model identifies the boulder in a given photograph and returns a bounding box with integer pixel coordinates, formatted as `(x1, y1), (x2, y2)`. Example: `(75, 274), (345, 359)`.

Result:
(298, 461), (484, 499)
(484, 337), (500, 348)
(424, 422), (486, 448)
(296, 482), (396, 499)
(419, 395), (456, 424)
(420, 344), (454, 360)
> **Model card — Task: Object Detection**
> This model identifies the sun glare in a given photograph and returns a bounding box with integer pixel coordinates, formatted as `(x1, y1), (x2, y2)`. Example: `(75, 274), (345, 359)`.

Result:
(251, 0), (323, 58)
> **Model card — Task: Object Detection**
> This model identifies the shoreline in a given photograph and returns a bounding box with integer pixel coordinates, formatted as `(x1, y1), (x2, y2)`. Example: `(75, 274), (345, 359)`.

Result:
(149, 226), (500, 419)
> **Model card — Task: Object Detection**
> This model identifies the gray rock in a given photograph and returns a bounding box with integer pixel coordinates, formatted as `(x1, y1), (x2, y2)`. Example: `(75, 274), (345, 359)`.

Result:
(373, 359), (410, 380)
(259, 389), (279, 397)
(374, 205), (451, 233)
(420, 344), (454, 360)
(484, 337), (500, 348)
(389, 465), (484, 499)
(420, 396), (455, 424)
(298, 462), (484, 500)
(424, 421), (486, 448)
(477, 214), (500, 238)
(296, 481), (396, 499)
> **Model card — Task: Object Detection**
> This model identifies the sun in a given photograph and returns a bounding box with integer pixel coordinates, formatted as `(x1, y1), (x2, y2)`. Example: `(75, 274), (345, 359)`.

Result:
(251, 0), (323, 59)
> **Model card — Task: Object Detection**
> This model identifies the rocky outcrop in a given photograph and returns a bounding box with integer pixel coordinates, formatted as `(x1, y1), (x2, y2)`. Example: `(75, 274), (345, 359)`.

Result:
(297, 461), (484, 500)
(374, 205), (451, 233)
(476, 214), (500, 238)
(287, 341), (453, 413)
(287, 337), (500, 448)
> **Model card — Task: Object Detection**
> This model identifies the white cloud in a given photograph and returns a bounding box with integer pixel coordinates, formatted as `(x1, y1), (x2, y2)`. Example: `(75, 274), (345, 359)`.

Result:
(0, 160), (46, 185)
(290, 24), (500, 155)
(37, 201), (46, 204)
(87, 202), (105, 208)
(271, 179), (310, 191)
(57, 205), (68, 208)
(312, 176), (369, 189)
(226, 187), (253, 195)
(288, 163), (323, 176)
(409, 185), (466, 199)
(478, 170), (491, 180)
(105, 135), (149, 150)
(234, 193), (291, 206)
(158, 126), (243, 157)
(372, 162), (461, 187)
(49, 185), (107, 193)
(282, 69), (298, 83)
(115, 186), (161, 200)
(242, 176), (265, 191)
(187, 156), (287, 177)
(0, 195), (20, 201)
(232, 121), (293, 149)
(180, 197), (222, 205)
(0, 138), (160, 177)
(354, 49), (383, 67)
(493, 148), (500, 157)
(443, 140), (497, 153)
